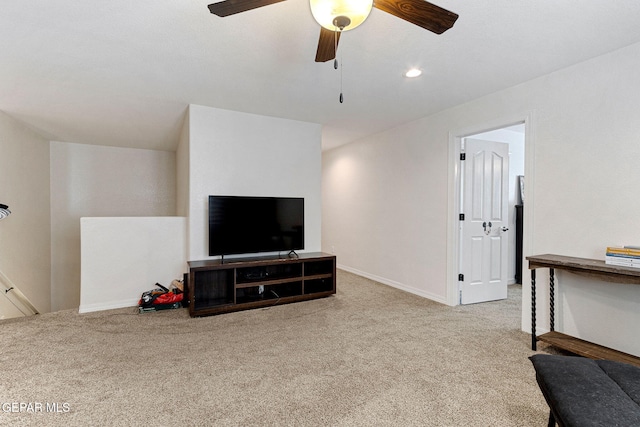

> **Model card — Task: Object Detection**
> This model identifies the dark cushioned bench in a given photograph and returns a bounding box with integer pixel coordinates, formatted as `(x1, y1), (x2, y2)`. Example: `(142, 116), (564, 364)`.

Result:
(529, 354), (640, 427)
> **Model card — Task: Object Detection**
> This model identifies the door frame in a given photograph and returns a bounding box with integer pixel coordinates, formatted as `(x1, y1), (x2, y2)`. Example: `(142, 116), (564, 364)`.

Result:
(446, 112), (536, 306)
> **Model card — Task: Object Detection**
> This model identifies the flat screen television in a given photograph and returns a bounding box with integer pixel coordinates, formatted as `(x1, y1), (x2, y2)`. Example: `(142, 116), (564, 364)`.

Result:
(208, 195), (304, 256)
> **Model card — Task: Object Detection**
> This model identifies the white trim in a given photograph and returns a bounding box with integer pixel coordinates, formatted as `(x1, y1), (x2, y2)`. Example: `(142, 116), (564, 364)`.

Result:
(446, 130), (462, 306)
(447, 112), (536, 307)
(79, 298), (139, 314)
(337, 264), (448, 305)
(520, 113), (537, 333)
(522, 114), (536, 263)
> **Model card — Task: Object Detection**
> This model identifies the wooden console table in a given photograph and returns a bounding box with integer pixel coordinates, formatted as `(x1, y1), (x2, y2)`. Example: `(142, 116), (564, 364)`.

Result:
(527, 254), (640, 367)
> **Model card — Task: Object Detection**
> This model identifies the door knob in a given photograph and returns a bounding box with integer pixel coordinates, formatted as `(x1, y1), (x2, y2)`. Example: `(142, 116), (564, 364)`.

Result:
(501, 227), (509, 232)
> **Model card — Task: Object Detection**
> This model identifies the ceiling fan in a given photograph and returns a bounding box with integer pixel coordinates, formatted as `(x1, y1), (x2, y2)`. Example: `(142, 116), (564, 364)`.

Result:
(207, 0), (458, 62)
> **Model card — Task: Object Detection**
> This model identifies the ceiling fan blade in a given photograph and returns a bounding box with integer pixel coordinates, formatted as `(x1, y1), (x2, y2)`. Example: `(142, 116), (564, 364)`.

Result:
(208, 0), (286, 17)
(373, 0), (458, 34)
(315, 27), (341, 63)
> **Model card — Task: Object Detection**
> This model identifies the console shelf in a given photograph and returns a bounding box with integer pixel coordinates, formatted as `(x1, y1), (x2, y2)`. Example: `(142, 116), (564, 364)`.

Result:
(527, 254), (640, 367)
(187, 252), (336, 317)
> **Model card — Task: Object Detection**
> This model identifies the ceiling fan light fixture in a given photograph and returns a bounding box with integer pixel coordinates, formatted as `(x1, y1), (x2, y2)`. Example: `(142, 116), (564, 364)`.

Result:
(0, 204), (11, 220)
(310, 0), (373, 31)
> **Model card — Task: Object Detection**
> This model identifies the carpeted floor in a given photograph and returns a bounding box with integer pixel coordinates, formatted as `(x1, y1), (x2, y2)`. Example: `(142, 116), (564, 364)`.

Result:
(0, 270), (551, 426)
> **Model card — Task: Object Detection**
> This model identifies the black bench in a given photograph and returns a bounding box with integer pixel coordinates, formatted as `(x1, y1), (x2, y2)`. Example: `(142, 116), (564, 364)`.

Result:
(529, 354), (640, 427)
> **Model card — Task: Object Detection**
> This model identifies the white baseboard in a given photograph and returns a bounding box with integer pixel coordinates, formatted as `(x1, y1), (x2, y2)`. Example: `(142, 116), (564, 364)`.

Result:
(337, 264), (448, 305)
(78, 298), (139, 314)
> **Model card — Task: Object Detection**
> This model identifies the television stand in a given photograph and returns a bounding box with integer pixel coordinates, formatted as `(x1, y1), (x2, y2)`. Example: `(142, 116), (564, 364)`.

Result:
(187, 252), (336, 317)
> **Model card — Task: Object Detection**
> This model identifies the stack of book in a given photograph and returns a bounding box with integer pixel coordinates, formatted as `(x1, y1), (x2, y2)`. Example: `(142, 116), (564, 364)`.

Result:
(605, 246), (640, 268)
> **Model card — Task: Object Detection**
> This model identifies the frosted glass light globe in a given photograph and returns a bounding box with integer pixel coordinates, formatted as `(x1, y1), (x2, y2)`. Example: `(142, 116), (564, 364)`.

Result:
(310, 0), (373, 31)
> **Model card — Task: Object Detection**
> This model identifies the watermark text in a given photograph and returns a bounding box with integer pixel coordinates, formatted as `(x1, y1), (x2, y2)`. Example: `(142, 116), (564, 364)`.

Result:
(1, 402), (71, 413)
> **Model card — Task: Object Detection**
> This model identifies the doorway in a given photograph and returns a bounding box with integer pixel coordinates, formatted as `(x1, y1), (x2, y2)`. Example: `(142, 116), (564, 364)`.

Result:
(447, 120), (527, 306)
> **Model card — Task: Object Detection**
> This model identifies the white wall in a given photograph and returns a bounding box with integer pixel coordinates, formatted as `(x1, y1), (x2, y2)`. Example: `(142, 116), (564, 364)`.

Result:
(79, 104), (322, 312)
(186, 104), (322, 261)
(3, 104), (320, 315)
(79, 217), (186, 313)
(50, 141), (177, 311)
(322, 41), (640, 356)
(0, 111), (51, 315)
(323, 118), (452, 303)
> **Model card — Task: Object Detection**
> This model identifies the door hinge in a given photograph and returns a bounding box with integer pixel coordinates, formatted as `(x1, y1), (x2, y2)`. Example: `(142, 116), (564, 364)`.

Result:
(459, 213), (465, 221)
(458, 273), (464, 281)
(460, 153), (466, 161)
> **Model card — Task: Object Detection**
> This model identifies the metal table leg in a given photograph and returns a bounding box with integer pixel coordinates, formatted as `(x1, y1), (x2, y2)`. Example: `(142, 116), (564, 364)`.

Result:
(549, 268), (555, 332)
(531, 268), (537, 350)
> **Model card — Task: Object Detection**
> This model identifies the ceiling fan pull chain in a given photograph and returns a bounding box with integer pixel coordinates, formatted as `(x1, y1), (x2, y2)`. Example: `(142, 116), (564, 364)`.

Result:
(339, 42), (344, 103)
(331, 25), (343, 104)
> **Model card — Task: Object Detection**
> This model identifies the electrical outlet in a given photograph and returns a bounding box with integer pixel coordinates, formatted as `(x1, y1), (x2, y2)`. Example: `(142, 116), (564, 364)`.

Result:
(331, 245), (336, 254)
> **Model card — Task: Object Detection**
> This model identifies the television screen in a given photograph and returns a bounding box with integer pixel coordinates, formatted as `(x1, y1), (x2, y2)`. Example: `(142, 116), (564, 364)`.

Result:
(209, 196), (304, 256)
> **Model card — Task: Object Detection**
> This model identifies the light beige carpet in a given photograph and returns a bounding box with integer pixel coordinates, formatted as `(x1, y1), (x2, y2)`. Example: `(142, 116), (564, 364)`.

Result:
(0, 270), (550, 426)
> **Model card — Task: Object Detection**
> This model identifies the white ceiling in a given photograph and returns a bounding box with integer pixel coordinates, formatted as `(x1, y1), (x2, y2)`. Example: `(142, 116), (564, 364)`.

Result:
(2, 1), (640, 151)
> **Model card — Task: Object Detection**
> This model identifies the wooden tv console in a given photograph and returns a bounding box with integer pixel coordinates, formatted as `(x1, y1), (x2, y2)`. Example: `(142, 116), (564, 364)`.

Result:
(187, 252), (336, 317)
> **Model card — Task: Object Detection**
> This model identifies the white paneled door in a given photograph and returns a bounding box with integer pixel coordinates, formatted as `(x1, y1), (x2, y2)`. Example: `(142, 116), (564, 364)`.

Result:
(460, 138), (509, 304)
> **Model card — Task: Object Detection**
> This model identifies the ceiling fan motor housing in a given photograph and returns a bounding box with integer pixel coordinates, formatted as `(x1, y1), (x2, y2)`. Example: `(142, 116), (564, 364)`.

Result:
(332, 16), (351, 30)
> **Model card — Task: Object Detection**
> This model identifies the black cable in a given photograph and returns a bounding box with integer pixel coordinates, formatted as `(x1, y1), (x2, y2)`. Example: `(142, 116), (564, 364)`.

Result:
(262, 290), (281, 310)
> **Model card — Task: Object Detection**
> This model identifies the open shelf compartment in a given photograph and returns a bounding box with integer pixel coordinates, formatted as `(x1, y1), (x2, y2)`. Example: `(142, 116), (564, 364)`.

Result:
(193, 269), (234, 309)
(236, 263), (303, 285)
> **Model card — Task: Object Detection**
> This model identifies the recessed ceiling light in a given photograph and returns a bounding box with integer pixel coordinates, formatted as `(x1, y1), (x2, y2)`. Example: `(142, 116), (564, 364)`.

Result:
(405, 68), (422, 78)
